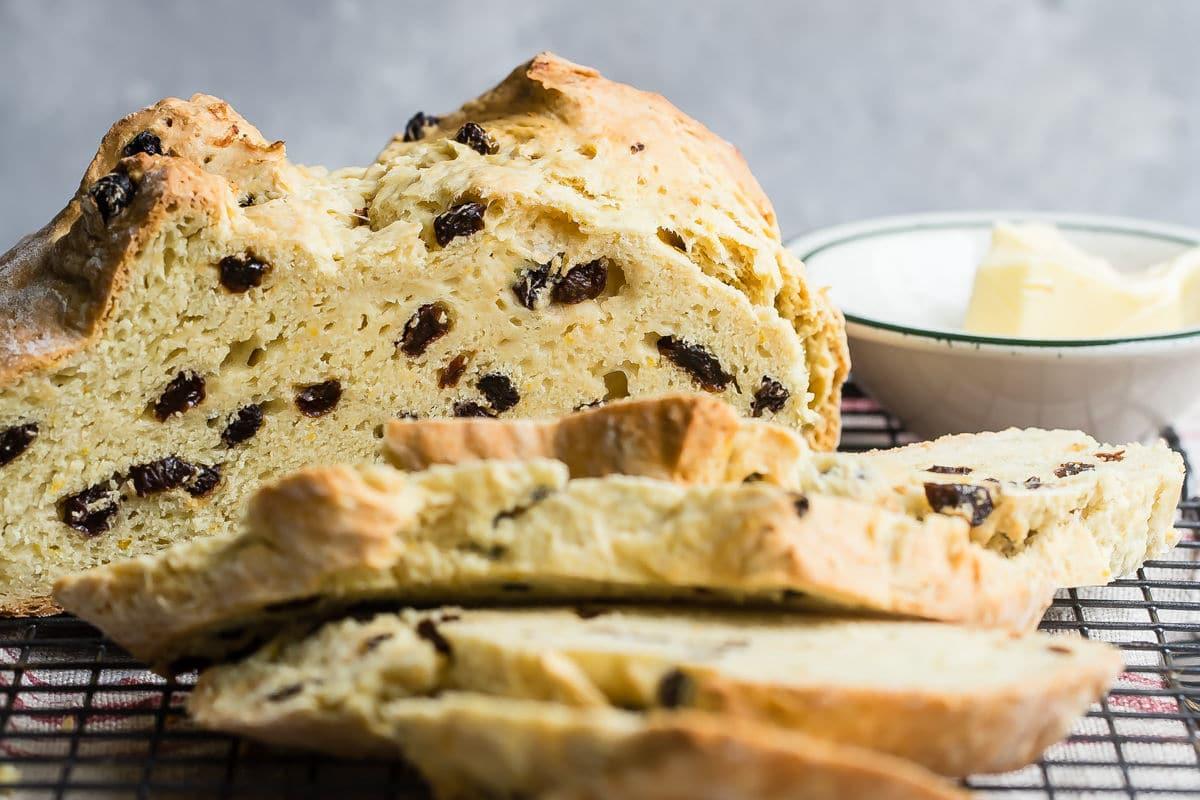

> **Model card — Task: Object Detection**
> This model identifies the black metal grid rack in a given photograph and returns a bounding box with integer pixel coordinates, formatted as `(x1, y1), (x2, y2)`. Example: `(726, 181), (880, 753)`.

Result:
(2, 386), (1198, 798)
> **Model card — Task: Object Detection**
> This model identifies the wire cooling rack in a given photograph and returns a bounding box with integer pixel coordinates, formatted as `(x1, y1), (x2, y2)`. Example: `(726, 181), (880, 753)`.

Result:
(2, 385), (1198, 799)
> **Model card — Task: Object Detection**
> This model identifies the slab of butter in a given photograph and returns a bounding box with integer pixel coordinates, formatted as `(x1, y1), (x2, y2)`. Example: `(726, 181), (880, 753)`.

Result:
(963, 223), (1199, 338)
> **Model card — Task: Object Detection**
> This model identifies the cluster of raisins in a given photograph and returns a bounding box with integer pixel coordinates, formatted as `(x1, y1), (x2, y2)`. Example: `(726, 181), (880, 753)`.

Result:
(60, 457), (221, 536)
(512, 259), (609, 309)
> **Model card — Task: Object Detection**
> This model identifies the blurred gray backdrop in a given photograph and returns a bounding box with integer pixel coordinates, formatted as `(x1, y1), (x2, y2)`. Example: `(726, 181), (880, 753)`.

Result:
(1, 0), (1196, 250)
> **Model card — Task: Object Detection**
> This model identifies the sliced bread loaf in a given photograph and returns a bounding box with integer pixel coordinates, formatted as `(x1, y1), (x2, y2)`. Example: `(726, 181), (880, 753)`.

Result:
(190, 686), (964, 799)
(384, 395), (1185, 585)
(189, 607), (1120, 776)
(0, 52), (846, 612)
(55, 459), (1054, 672)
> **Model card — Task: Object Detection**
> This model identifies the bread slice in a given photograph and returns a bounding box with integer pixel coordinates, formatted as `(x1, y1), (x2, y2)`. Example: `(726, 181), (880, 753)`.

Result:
(55, 458), (1057, 672)
(802, 428), (1183, 584)
(0, 53), (847, 613)
(189, 607), (1120, 776)
(190, 686), (964, 799)
(384, 394), (1185, 585)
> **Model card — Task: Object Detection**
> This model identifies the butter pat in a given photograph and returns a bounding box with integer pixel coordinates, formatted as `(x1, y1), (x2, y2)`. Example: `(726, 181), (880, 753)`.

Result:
(963, 223), (1197, 338)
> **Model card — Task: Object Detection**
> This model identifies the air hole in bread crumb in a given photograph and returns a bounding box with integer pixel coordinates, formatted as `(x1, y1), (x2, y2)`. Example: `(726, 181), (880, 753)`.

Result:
(373, 424), (385, 439)
(603, 371), (630, 401)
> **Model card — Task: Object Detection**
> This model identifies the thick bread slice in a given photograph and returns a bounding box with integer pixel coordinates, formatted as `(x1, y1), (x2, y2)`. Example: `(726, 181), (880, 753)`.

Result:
(0, 53), (847, 614)
(384, 396), (1184, 585)
(55, 459), (1053, 672)
(189, 687), (964, 800)
(801, 429), (1183, 583)
(190, 608), (1121, 776)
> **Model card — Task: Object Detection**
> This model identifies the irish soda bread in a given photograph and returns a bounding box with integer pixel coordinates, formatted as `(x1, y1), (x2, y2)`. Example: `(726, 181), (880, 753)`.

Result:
(189, 690), (964, 800)
(0, 53), (846, 612)
(384, 395), (1184, 586)
(55, 459), (1056, 672)
(190, 607), (1120, 776)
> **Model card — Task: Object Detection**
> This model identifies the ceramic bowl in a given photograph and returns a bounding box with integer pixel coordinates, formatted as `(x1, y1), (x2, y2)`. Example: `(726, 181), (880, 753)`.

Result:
(788, 212), (1200, 443)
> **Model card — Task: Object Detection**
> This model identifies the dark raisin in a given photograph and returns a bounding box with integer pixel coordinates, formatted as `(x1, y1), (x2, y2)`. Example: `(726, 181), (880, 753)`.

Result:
(128, 456), (196, 496)
(500, 582), (532, 592)
(266, 684), (305, 702)
(477, 373), (519, 412)
(923, 483), (994, 527)
(656, 336), (733, 392)
(122, 131), (163, 158)
(453, 401), (496, 418)
(454, 122), (498, 155)
(238, 194), (256, 208)
(399, 302), (452, 357)
(295, 380), (342, 417)
(154, 371), (206, 421)
(574, 606), (609, 620)
(792, 494), (810, 517)
(403, 112), (439, 142)
(89, 172), (135, 222)
(550, 260), (608, 305)
(751, 376), (789, 417)
(221, 404), (265, 447)
(61, 481), (121, 536)
(1054, 462), (1095, 478)
(494, 486), (553, 525)
(512, 261), (553, 309)
(218, 254), (271, 293)
(433, 202), (486, 247)
(1024, 476), (1042, 489)
(415, 619), (452, 656)
(1096, 450), (1126, 463)
(186, 464), (221, 497)
(438, 353), (470, 388)
(630, 142), (645, 153)
(657, 227), (687, 252)
(361, 633), (394, 653)
(926, 465), (973, 475)
(656, 669), (692, 708)
(0, 422), (38, 467)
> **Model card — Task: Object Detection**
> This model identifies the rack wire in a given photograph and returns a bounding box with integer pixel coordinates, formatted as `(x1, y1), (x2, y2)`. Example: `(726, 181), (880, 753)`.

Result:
(2, 385), (1198, 798)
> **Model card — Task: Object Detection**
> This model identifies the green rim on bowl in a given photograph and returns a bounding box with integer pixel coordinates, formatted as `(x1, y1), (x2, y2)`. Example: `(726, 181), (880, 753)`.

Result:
(788, 214), (1200, 348)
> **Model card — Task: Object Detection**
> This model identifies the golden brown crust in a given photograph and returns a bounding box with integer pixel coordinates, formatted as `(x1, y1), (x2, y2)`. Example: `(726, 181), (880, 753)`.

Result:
(687, 645), (1121, 777)
(384, 394), (747, 482)
(587, 716), (970, 800)
(0, 94), (289, 389)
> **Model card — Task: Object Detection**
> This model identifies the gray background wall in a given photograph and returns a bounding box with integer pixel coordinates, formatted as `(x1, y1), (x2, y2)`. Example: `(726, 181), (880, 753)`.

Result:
(1, 0), (1195, 250)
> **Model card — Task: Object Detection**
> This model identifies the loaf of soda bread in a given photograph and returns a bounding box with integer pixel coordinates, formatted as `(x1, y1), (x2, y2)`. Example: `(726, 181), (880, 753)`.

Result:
(0, 53), (846, 612)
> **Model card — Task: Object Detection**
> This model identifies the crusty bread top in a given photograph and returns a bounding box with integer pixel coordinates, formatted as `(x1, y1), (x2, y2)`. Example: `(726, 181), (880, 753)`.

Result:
(0, 97), (291, 386)
(0, 53), (847, 448)
(384, 393), (808, 483)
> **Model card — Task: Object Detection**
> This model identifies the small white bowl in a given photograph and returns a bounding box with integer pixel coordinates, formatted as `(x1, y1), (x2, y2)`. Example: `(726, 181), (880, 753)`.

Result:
(788, 212), (1200, 443)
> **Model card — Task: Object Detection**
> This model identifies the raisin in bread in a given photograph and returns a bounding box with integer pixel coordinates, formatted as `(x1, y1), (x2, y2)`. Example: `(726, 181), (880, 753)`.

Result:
(55, 459), (1057, 672)
(384, 395), (1184, 586)
(191, 607), (1119, 776)
(189, 689), (963, 800)
(0, 53), (847, 613)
